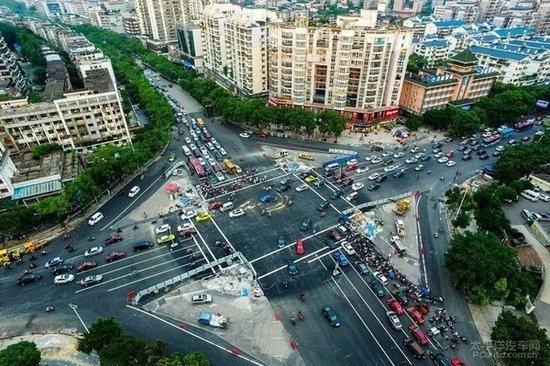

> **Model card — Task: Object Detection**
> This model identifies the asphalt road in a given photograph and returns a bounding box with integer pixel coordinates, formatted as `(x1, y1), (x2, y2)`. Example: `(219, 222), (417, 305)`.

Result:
(2, 70), (544, 366)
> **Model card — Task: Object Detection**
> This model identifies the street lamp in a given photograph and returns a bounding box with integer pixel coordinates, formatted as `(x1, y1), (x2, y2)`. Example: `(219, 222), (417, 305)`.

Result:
(68, 303), (89, 333)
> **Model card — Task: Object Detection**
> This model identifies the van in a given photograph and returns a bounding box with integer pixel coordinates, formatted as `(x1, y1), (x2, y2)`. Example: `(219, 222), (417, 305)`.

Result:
(182, 145), (191, 156)
(324, 163), (339, 172)
(404, 338), (425, 359)
(220, 202), (234, 212)
(521, 189), (539, 202)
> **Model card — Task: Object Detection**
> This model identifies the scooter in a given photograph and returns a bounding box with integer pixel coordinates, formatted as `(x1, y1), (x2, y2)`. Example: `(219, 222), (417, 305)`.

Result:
(45, 306), (54, 313)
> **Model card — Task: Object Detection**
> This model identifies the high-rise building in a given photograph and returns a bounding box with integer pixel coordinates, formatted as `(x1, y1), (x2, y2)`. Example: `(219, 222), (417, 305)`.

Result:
(176, 23), (205, 71)
(269, 10), (413, 124)
(0, 36), (29, 97)
(478, 0), (506, 22)
(392, 0), (423, 18)
(201, 4), (277, 97)
(134, 0), (215, 42)
(0, 141), (17, 199)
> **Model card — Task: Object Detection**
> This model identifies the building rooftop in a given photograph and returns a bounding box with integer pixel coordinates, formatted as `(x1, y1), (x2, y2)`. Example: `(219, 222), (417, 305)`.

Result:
(470, 45), (530, 61)
(450, 48), (478, 64)
(493, 26), (534, 39)
(420, 39), (448, 48)
(405, 72), (458, 87)
(432, 20), (466, 28)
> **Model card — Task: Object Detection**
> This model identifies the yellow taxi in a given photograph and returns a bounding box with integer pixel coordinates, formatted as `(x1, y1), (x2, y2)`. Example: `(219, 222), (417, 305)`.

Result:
(235, 165), (242, 174)
(157, 234), (175, 244)
(304, 175), (316, 183)
(196, 212), (211, 222)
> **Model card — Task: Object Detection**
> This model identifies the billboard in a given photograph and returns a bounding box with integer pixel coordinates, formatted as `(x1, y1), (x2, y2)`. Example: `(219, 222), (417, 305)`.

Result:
(536, 100), (549, 108)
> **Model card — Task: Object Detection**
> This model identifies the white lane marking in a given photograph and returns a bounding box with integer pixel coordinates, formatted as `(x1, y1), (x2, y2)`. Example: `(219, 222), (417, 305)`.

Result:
(126, 306), (266, 366)
(100, 174), (164, 231)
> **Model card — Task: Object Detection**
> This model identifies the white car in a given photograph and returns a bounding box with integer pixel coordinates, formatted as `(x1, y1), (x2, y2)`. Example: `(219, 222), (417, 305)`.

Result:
(345, 192), (358, 201)
(207, 158), (217, 166)
(88, 212), (104, 226)
(356, 167), (369, 173)
(538, 193), (550, 202)
(368, 173), (380, 181)
(382, 151), (392, 157)
(219, 148), (227, 156)
(155, 224), (171, 234)
(185, 137), (191, 144)
(384, 165), (397, 172)
(365, 155), (376, 161)
(85, 246), (104, 257)
(342, 242), (356, 256)
(346, 159), (358, 166)
(128, 186), (140, 198)
(210, 137), (218, 144)
(44, 257), (63, 268)
(482, 131), (492, 138)
(239, 133), (250, 138)
(206, 142), (215, 151)
(434, 152), (443, 158)
(372, 271), (388, 285)
(438, 157), (449, 163)
(189, 143), (197, 150)
(496, 145), (505, 152)
(446, 160), (456, 167)
(393, 152), (404, 159)
(296, 184), (309, 192)
(54, 274), (75, 285)
(352, 182), (364, 191)
(371, 157), (382, 164)
(197, 157), (206, 166)
(177, 222), (193, 232)
(229, 209), (245, 218)
(386, 311), (402, 330)
(405, 158), (417, 164)
(181, 209), (198, 219)
(410, 146), (419, 153)
(216, 172), (225, 181)
(200, 147), (209, 155)
(414, 153), (425, 160)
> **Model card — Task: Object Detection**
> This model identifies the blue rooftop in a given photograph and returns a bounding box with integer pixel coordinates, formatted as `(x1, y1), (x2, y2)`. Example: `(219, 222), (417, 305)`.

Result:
(433, 20), (466, 28)
(509, 39), (550, 51)
(493, 27), (534, 38)
(420, 39), (448, 48)
(12, 180), (62, 200)
(492, 43), (546, 56)
(470, 45), (530, 61)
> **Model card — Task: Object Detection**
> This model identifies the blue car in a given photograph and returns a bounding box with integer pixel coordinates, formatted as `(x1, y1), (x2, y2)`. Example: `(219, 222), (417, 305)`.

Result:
(333, 251), (349, 266)
(300, 218), (312, 231)
(288, 260), (298, 275)
(260, 193), (273, 203)
(393, 170), (404, 178)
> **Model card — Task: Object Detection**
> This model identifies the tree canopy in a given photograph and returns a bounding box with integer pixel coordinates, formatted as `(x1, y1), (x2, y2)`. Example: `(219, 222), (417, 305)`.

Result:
(0, 341), (41, 366)
(491, 311), (550, 366)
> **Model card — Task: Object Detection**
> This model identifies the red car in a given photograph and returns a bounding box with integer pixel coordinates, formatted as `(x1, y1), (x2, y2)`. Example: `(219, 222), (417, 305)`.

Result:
(446, 151), (455, 158)
(387, 298), (404, 315)
(346, 164), (358, 172)
(333, 172), (346, 180)
(406, 306), (425, 325)
(105, 234), (123, 246)
(106, 251), (126, 262)
(329, 230), (342, 241)
(179, 228), (197, 238)
(343, 178), (354, 186)
(451, 358), (467, 366)
(408, 324), (428, 345)
(208, 201), (223, 210)
(295, 240), (305, 255)
(258, 133), (268, 138)
(77, 261), (97, 272)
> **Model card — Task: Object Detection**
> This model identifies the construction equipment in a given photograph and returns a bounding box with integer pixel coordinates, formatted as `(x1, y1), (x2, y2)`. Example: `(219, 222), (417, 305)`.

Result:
(0, 248), (22, 264)
(298, 152), (314, 160)
(395, 220), (405, 237)
(393, 198), (411, 215)
(23, 239), (49, 254)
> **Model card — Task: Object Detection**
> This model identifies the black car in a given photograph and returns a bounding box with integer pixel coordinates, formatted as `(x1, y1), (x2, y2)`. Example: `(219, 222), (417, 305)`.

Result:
(432, 142), (443, 149)
(420, 155), (432, 162)
(354, 260), (369, 275)
(479, 154), (489, 160)
(276, 184), (290, 193)
(462, 154), (472, 161)
(325, 239), (338, 249)
(330, 190), (343, 199)
(133, 240), (154, 252)
(17, 273), (42, 286)
(51, 264), (74, 276)
(178, 128), (185, 135)
(370, 281), (385, 297)
(368, 183), (381, 191)
(317, 200), (330, 211)
(382, 159), (394, 166)
(476, 149), (487, 156)
(375, 175), (387, 183)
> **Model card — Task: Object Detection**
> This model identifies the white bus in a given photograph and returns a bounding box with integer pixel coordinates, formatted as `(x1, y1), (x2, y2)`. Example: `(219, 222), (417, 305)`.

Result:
(521, 189), (539, 202)
(324, 163), (339, 173)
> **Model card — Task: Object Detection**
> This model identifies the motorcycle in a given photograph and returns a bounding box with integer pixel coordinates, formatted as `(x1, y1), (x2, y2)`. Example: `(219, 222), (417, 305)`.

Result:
(298, 311), (304, 321)
(300, 294), (305, 302)
(88, 236), (95, 242)
(29, 262), (37, 269)
(290, 316), (296, 325)
(45, 305), (54, 313)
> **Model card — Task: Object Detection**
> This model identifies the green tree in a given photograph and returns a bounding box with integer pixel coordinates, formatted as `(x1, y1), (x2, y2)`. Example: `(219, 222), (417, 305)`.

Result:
(492, 311), (550, 365)
(98, 335), (147, 366)
(406, 53), (429, 73)
(445, 231), (519, 304)
(78, 318), (123, 354)
(452, 211), (471, 228)
(145, 340), (167, 366)
(404, 115), (422, 131)
(0, 341), (41, 366)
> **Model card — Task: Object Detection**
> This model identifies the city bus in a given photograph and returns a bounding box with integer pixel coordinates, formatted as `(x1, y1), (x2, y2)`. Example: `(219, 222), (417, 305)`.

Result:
(197, 118), (205, 128)
(223, 158), (236, 173)
(481, 133), (502, 148)
(189, 157), (206, 179)
(515, 120), (534, 132)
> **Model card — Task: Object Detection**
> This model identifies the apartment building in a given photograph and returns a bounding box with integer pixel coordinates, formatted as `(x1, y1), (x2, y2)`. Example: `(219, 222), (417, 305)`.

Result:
(478, 0), (506, 22)
(392, 0), (423, 18)
(123, 17), (141, 35)
(433, 0), (479, 23)
(0, 36), (29, 97)
(134, 0), (214, 43)
(414, 39), (455, 67)
(201, 4), (277, 97)
(176, 23), (205, 72)
(0, 142), (17, 199)
(269, 10), (413, 124)
(0, 90), (131, 154)
(400, 49), (497, 114)
(424, 20), (466, 37)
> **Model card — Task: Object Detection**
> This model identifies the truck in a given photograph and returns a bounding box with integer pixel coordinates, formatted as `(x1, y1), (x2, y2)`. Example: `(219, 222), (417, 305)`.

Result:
(273, 150), (289, 159)
(393, 198), (411, 215)
(198, 312), (228, 328)
(298, 152), (314, 160)
(0, 248), (21, 265)
(395, 220), (405, 237)
(23, 239), (49, 254)
(390, 236), (406, 255)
